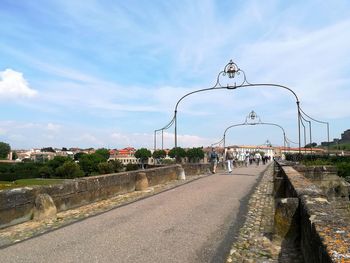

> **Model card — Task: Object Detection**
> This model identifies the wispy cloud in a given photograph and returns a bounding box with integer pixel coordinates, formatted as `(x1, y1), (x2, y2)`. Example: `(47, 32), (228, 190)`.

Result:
(1, 0), (349, 148)
(240, 19), (350, 119)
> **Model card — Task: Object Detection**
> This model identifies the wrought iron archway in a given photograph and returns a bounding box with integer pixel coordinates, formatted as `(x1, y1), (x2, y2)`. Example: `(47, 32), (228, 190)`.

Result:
(154, 60), (330, 153)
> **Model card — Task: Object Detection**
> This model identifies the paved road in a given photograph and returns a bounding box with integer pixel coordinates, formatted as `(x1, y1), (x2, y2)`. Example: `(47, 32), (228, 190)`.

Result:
(0, 165), (268, 263)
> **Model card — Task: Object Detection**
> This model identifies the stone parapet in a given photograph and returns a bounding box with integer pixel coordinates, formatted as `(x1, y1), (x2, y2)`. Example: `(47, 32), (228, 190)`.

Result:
(182, 163), (210, 175)
(294, 165), (350, 201)
(277, 161), (350, 262)
(226, 164), (304, 262)
(0, 164), (209, 229)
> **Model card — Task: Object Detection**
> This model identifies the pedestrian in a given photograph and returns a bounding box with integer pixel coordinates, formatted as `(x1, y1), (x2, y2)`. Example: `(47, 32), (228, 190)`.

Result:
(249, 153), (254, 165)
(254, 152), (261, 166)
(244, 151), (250, 167)
(208, 148), (219, 174)
(238, 151), (245, 167)
(225, 147), (234, 173)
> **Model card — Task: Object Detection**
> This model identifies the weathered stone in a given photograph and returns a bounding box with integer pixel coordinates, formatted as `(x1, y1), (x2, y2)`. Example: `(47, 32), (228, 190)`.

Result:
(274, 198), (299, 242)
(177, 167), (186, 180)
(135, 172), (149, 191)
(33, 194), (57, 221)
(0, 164), (209, 228)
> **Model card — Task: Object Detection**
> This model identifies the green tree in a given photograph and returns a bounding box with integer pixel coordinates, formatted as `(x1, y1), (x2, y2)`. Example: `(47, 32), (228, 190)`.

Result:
(0, 162), (43, 181)
(108, 159), (124, 172)
(12, 151), (18, 160)
(97, 162), (114, 174)
(125, 163), (139, 171)
(0, 142), (11, 159)
(47, 156), (72, 170)
(74, 152), (86, 161)
(55, 161), (84, 179)
(186, 147), (205, 163)
(38, 166), (54, 178)
(168, 147), (187, 163)
(134, 148), (152, 168)
(78, 153), (105, 175)
(95, 148), (110, 161)
(152, 150), (166, 159)
(152, 149), (166, 164)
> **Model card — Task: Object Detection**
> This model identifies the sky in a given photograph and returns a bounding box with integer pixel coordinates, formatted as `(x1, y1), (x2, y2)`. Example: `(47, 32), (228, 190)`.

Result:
(0, 0), (349, 150)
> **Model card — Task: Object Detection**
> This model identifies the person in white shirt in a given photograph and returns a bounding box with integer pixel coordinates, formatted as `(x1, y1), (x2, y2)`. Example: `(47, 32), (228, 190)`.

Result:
(254, 152), (262, 166)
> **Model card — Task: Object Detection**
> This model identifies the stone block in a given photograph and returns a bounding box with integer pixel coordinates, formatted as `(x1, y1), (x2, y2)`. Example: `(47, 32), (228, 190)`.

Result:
(41, 182), (76, 198)
(33, 193), (57, 221)
(177, 167), (186, 180)
(0, 204), (33, 228)
(0, 187), (36, 210)
(135, 172), (149, 191)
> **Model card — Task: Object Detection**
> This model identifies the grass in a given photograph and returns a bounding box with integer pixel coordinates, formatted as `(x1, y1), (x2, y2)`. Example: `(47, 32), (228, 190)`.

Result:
(0, 178), (65, 190)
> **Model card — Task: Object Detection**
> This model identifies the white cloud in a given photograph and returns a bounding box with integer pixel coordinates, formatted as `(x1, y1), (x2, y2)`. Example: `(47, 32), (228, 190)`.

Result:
(46, 123), (61, 133)
(0, 69), (37, 98)
(0, 127), (7, 135)
(160, 132), (212, 149)
(74, 133), (103, 146)
(240, 19), (350, 120)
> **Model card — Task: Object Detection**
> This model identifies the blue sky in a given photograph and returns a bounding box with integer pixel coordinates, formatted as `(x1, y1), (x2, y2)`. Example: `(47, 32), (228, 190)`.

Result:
(0, 0), (349, 149)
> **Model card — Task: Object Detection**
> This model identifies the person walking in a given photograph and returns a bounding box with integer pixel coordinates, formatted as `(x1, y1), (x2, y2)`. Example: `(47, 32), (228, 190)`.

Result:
(244, 151), (250, 167)
(225, 147), (234, 173)
(238, 151), (245, 167)
(208, 148), (219, 174)
(254, 152), (262, 166)
(249, 153), (254, 165)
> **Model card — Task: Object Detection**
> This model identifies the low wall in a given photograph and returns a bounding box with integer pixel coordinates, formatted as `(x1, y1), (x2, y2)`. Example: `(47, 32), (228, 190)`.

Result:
(0, 164), (209, 229)
(294, 165), (350, 201)
(182, 163), (210, 175)
(276, 162), (350, 262)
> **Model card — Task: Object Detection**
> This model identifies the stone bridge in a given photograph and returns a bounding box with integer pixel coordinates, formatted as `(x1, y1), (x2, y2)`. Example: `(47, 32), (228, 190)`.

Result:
(0, 161), (349, 262)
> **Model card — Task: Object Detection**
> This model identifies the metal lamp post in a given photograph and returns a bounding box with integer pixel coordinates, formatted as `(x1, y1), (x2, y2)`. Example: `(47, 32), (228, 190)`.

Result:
(299, 107), (330, 154)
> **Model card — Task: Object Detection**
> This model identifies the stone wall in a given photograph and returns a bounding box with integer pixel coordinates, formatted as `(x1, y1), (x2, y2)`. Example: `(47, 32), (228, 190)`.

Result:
(294, 165), (350, 201)
(182, 163), (211, 175)
(276, 162), (350, 262)
(0, 164), (209, 229)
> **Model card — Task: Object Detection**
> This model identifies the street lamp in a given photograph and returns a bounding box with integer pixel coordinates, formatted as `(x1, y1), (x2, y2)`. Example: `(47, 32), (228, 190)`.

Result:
(265, 139), (272, 147)
(225, 60), (239, 78)
(154, 115), (175, 151)
(248, 110), (258, 121)
(299, 107), (330, 154)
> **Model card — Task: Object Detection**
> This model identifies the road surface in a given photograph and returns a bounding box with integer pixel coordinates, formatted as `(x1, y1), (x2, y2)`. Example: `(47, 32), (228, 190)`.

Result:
(0, 165), (268, 263)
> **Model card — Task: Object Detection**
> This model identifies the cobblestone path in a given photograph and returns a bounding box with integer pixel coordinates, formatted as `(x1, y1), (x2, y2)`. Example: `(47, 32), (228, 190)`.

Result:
(226, 164), (304, 263)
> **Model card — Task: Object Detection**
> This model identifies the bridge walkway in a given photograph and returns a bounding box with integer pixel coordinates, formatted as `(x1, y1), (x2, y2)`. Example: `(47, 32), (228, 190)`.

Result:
(0, 165), (267, 263)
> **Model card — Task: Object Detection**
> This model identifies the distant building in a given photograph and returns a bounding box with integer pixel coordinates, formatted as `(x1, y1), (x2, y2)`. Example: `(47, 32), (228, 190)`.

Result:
(340, 129), (350, 142)
(321, 129), (350, 146)
(109, 147), (138, 165)
(14, 149), (56, 162)
(278, 147), (325, 154)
